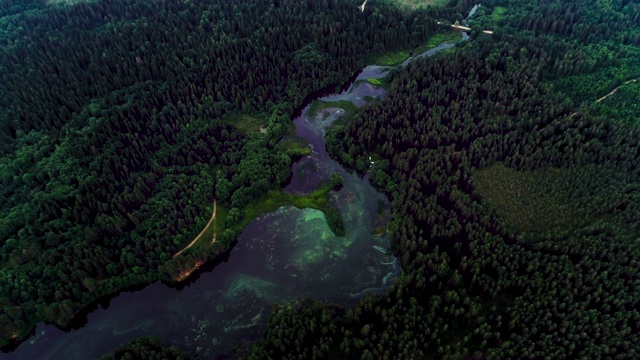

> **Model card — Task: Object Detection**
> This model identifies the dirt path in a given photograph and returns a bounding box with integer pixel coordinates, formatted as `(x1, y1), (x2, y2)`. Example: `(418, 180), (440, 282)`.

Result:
(596, 79), (637, 103)
(173, 199), (217, 258)
(569, 78), (637, 118)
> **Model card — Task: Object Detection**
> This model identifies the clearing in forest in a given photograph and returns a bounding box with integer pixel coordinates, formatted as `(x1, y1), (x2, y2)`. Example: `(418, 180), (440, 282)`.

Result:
(474, 164), (579, 238)
(366, 31), (460, 66)
(491, 6), (507, 23)
(385, 0), (448, 10)
(223, 112), (267, 134)
(473, 163), (640, 241)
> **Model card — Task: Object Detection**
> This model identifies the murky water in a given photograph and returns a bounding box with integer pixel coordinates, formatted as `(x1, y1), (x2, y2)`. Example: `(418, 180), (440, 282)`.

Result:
(5, 55), (398, 360)
(4, 23), (471, 360)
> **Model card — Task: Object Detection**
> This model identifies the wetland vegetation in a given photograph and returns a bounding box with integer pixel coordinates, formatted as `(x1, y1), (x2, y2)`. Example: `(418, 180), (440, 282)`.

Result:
(2, 0), (640, 358)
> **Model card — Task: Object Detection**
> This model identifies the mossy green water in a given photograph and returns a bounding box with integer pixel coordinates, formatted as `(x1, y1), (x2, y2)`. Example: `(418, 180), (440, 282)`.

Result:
(223, 274), (277, 301)
(288, 209), (346, 267)
(308, 100), (358, 117)
(225, 177), (345, 237)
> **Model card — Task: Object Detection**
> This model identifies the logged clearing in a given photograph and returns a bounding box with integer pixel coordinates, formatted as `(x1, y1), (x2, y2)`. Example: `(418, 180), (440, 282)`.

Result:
(473, 164), (580, 238)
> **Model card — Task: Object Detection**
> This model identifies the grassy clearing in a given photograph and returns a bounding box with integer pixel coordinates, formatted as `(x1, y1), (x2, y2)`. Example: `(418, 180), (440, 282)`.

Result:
(200, 213), (216, 244)
(473, 164), (582, 239)
(368, 50), (411, 67)
(214, 205), (228, 235)
(351, 77), (392, 92)
(366, 77), (393, 91)
(491, 6), (507, 23)
(366, 31), (460, 67)
(412, 32), (461, 54)
(183, 179), (341, 251)
(474, 163), (640, 245)
(236, 180), (338, 231)
(383, 0), (448, 10)
(278, 136), (312, 156)
(223, 111), (266, 133)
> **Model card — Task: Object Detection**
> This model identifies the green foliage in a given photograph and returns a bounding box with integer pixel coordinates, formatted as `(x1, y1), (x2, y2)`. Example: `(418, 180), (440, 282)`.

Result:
(242, 0), (640, 358)
(308, 100), (359, 118)
(366, 31), (461, 66)
(0, 0), (444, 346)
(594, 80), (640, 123)
(324, 204), (346, 237)
(474, 163), (581, 237)
(365, 78), (382, 86)
(232, 178), (344, 235)
(474, 163), (640, 241)
(411, 31), (461, 54)
(491, 6), (507, 23)
(6, 0), (640, 357)
(223, 112), (266, 134)
(383, 0), (450, 11)
(329, 173), (344, 190)
(367, 49), (412, 67)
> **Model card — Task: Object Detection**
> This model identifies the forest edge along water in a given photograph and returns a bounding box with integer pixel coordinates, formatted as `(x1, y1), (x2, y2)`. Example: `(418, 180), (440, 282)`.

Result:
(2, 18), (474, 360)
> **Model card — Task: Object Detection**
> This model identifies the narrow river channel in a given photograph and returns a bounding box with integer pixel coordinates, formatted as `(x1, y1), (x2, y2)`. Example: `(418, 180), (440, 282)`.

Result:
(4, 27), (471, 360)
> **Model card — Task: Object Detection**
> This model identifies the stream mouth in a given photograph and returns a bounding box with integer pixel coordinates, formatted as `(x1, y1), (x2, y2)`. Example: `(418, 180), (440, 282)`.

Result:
(4, 30), (469, 360)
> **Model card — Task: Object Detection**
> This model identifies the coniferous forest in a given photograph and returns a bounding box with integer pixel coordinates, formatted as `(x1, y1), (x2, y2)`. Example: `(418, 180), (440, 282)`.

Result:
(0, 0), (444, 345)
(2, 0), (640, 358)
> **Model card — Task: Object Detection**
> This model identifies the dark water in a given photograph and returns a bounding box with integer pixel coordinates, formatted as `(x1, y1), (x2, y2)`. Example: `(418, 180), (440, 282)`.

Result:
(5, 187), (396, 360)
(4, 31), (469, 360)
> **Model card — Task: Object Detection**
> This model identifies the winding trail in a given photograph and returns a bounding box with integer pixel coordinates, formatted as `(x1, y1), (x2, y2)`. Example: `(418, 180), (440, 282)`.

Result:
(173, 199), (217, 258)
(569, 78), (637, 118)
(596, 78), (637, 103)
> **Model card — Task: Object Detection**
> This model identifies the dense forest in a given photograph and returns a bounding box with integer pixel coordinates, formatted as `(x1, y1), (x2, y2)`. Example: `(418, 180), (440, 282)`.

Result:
(241, 0), (640, 359)
(2, 0), (640, 357)
(0, 0), (459, 347)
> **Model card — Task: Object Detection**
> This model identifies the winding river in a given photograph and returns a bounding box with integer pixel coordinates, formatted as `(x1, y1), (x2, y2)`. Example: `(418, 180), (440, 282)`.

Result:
(4, 29), (471, 360)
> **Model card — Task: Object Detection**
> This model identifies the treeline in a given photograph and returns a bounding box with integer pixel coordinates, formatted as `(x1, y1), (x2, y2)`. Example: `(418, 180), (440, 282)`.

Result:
(242, 0), (640, 358)
(474, 0), (640, 103)
(101, 337), (194, 360)
(0, 0), (447, 347)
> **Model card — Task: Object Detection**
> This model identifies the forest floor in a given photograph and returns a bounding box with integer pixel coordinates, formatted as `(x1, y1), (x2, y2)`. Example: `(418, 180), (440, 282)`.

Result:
(173, 199), (217, 258)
